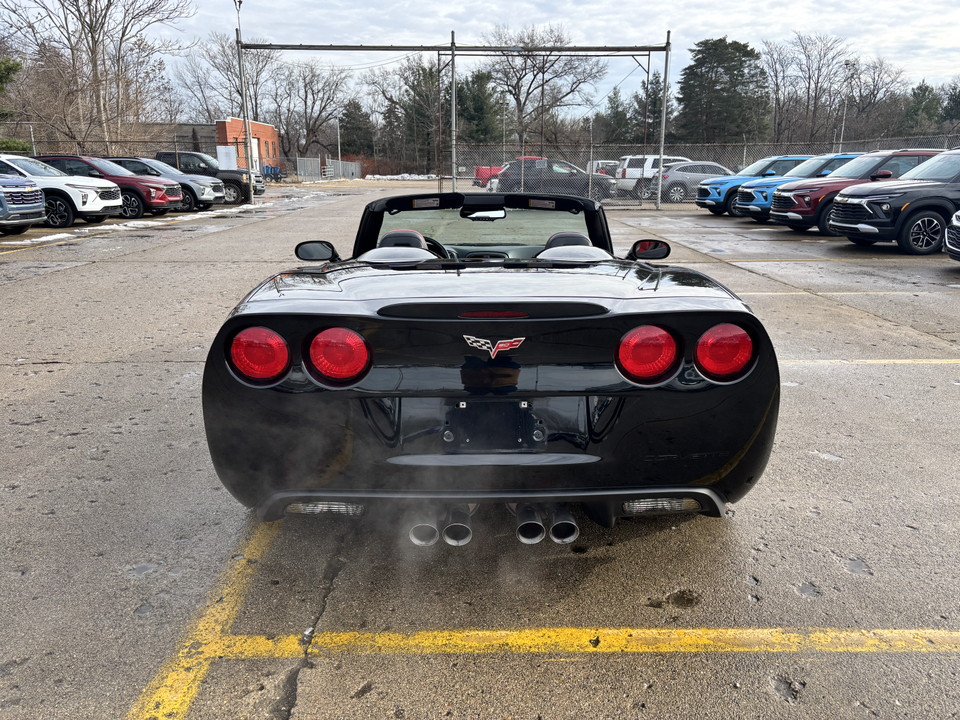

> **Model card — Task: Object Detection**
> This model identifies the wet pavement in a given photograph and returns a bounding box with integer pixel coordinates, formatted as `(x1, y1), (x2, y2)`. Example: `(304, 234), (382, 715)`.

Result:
(2, 187), (960, 718)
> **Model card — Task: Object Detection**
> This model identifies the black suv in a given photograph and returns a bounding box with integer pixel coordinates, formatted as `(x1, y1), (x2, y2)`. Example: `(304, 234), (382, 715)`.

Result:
(827, 149), (960, 254)
(155, 151), (265, 205)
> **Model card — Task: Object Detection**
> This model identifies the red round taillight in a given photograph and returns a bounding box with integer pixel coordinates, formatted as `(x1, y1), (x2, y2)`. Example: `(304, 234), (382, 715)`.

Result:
(696, 324), (754, 380)
(309, 328), (371, 384)
(617, 326), (678, 383)
(230, 327), (290, 382)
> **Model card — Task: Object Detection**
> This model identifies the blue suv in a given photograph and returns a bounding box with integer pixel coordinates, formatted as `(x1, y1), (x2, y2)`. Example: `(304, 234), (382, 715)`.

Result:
(696, 156), (811, 217)
(0, 175), (45, 236)
(735, 153), (861, 222)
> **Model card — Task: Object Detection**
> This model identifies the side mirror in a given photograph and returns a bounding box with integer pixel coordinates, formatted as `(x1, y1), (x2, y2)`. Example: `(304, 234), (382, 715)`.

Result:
(295, 240), (340, 262)
(150, 169), (162, 176)
(820, 170), (832, 176)
(88, 170), (103, 178)
(871, 169), (894, 181)
(762, 170), (776, 176)
(626, 239), (671, 261)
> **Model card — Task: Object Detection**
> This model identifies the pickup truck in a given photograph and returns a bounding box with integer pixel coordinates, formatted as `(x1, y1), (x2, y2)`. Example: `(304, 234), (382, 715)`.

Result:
(472, 165), (504, 187)
(155, 151), (265, 205)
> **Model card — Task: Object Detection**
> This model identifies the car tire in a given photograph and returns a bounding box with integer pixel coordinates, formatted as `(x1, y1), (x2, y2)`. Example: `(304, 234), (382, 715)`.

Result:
(179, 191), (197, 213)
(666, 184), (686, 203)
(847, 237), (877, 246)
(44, 195), (75, 228)
(0, 225), (30, 235)
(896, 210), (945, 255)
(787, 225), (808, 233)
(725, 191), (745, 217)
(82, 215), (107, 224)
(707, 207), (725, 215)
(223, 181), (244, 205)
(816, 201), (840, 236)
(120, 191), (145, 219)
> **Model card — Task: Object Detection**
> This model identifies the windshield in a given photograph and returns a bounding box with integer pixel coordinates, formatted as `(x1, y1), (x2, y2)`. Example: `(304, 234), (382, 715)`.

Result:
(8, 157), (66, 177)
(900, 154), (960, 182)
(195, 152), (220, 170)
(378, 207), (591, 247)
(739, 158), (775, 176)
(145, 159), (184, 175)
(785, 157), (834, 178)
(86, 157), (133, 176)
(828, 155), (886, 179)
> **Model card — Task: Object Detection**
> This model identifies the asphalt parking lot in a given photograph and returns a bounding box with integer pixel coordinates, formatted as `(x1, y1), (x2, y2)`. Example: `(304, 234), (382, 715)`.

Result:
(2, 185), (960, 719)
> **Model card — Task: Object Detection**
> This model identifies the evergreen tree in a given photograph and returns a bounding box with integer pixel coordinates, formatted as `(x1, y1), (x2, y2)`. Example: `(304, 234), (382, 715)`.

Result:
(592, 87), (630, 143)
(339, 99), (375, 157)
(903, 80), (943, 134)
(458, 70), (499, 142)
(673, 37), (770, 143)
(628, 71), (671, 144)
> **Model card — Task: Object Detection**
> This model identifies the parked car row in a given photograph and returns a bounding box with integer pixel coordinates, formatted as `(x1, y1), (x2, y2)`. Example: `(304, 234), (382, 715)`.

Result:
(0, 151), (266, 232)
(694, 147), (960, 257)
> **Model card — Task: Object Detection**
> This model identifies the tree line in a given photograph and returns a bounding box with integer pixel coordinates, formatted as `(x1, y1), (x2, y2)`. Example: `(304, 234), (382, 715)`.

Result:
(2, 4), (960, 170)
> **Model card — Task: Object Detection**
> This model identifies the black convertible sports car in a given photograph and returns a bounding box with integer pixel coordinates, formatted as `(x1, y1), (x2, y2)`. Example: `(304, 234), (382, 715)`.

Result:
(202, 193), (779, 546)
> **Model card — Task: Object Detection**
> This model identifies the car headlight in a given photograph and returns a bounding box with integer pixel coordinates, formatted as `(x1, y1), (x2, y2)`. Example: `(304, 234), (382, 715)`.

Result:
(868, 193), (904, 202)
(953, 211), (960, 224)
(66, 182), (101, 205)
(144, 184), (165, 199)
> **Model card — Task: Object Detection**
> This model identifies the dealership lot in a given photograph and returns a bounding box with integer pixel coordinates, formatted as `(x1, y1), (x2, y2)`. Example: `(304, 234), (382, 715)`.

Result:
(2, 184), (960, 719)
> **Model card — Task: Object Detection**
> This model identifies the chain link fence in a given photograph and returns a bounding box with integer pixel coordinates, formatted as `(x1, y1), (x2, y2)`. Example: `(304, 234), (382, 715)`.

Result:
(445, 135), (960, 207)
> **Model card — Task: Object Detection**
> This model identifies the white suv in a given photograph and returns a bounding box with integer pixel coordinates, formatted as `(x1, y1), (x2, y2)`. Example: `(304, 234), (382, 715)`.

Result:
(615, 154), (691, 197)
(0, 154), (123, 228)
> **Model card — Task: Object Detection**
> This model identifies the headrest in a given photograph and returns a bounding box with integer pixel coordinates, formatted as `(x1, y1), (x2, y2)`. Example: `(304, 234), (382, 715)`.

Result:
(535, 245), (613, 261)
(545, 231), (591, 249)
(379, 230), (428, 249)
(358, 247), (436, 263)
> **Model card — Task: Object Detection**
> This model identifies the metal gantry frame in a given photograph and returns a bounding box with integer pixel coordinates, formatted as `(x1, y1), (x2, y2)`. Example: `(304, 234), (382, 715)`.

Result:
(240, 33), (671, 204)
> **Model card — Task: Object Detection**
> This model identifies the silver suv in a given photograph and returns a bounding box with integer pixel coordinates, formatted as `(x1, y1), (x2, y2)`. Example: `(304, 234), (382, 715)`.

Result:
(615, 154), (691, 197)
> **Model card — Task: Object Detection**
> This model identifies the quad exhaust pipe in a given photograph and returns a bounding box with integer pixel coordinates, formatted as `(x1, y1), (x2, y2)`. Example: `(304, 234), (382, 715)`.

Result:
(408, 503), (578, 547)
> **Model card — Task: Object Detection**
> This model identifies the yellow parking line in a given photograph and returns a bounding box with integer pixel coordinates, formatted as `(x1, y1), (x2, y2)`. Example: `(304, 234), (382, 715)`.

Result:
(129, 515), (960, 720)
(126, 521), (283, 720)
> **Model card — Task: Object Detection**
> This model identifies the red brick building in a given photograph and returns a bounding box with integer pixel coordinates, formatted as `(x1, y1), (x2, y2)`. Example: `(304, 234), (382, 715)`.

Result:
(216, 117), (281, 171)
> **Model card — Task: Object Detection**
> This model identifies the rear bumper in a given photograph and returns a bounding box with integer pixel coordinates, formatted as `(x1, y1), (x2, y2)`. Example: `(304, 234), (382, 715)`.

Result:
(256, 486), (728, 522)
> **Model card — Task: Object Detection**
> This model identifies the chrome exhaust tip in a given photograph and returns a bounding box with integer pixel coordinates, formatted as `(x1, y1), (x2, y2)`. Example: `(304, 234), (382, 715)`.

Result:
(547, 504), (579, 544)
(516, 503), (546, 544)
(442, 504), (472, 546)
(409, 509), (441, 547)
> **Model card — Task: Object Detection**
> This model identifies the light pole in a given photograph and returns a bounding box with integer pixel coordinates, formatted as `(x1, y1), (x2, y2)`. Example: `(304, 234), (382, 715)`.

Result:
(234, 0), (256, 204)
(500, 95), (507, 166)
(838, 59), (855, 152)
(336, 114), (342, 179)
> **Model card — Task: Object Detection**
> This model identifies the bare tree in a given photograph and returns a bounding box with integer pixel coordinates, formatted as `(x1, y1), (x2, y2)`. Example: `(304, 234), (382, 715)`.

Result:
(175, 31), (280, 123)
(269, 60), (350, 157)
(0, 0), (195, 149)
(482, 24), (606, 146)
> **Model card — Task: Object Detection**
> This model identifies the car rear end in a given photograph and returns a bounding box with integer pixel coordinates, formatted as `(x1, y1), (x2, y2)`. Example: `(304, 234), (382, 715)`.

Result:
(203, 275), (779, 528)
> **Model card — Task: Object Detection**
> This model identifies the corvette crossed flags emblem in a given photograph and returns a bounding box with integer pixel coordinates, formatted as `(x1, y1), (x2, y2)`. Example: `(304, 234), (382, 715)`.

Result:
(463, 335), (526, 358)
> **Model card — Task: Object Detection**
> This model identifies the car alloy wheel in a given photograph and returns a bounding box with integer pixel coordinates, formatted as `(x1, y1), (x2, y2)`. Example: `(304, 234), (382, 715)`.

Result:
(725, 191), (745, 217)
(223, 182), (243, 205)
(898, 211), (944, 255)
(816, 201), (840, 236)
(179, 191), (196, 212)
(120, 191), (144, 219)
(667, 184), (686, 203)
(45, 196), (75, 228)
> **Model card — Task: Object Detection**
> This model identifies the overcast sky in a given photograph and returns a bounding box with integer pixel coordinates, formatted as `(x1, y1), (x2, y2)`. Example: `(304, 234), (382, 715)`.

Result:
(166, 1), (960, 106)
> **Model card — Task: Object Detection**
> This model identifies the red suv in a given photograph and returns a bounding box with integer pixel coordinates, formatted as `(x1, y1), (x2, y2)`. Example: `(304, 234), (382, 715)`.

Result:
(770, 149), (941, 235)
(35, 155), (183, 219)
